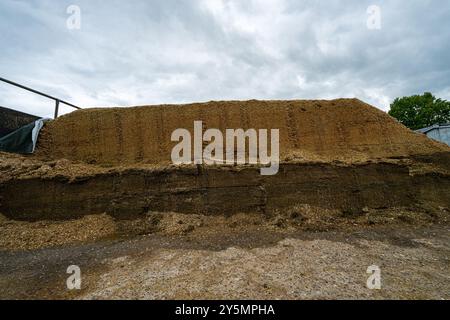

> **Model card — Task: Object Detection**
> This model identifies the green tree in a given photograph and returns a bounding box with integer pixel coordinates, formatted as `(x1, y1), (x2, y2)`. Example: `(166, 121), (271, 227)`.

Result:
(388, 92), (450, 130)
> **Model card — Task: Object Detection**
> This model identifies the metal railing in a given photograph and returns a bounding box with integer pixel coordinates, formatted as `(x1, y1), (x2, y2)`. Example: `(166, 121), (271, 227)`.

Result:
(0, 76), (81, 119)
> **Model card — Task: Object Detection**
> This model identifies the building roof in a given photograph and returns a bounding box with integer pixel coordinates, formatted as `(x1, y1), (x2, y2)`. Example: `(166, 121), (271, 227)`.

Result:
(416, 123), (450, 134)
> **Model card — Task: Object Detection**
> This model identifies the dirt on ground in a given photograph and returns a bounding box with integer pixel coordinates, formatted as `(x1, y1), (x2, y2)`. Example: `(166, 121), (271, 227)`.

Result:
(0, 213), (116, 251)
(0, 219), (448, 300)
(1, 205), (448, 251)
(80, 225), (450, 300)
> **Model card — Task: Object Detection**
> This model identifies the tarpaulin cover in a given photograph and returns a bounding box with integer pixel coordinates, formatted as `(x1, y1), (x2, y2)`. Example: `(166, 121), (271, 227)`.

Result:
(0, 118), (50, 154)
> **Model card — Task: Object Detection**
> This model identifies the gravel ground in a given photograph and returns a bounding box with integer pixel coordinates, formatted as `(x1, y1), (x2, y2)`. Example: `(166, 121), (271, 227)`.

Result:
(0, 223), (449, 300)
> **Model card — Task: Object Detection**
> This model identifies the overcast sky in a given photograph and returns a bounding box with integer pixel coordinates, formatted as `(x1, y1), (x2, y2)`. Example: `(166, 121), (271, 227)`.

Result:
(1, 0), (449, 117)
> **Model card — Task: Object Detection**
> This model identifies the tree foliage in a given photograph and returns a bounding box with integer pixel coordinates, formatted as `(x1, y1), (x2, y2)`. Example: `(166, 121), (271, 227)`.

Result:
(388, 92), (450, 130)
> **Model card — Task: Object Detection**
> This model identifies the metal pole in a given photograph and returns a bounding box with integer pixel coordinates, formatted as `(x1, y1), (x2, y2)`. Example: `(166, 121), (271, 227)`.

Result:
(54, 100), (60, 119)
(0, 76), (81, 110)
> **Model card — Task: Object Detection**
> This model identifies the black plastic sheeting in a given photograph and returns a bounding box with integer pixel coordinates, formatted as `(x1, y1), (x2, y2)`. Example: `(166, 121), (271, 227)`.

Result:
(0, 119), (48, 154)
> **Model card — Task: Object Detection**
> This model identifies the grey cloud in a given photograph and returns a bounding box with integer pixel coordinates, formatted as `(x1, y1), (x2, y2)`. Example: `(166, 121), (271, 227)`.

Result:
(0, 0), (449, 117)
